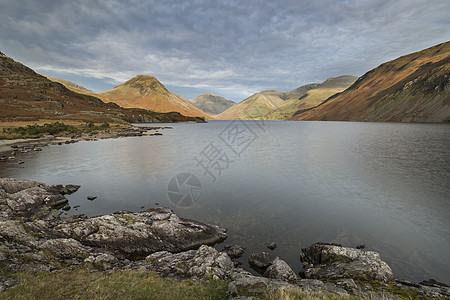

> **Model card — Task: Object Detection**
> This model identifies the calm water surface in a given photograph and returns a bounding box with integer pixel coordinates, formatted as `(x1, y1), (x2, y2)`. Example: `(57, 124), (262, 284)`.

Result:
(1, 120), (449, 283)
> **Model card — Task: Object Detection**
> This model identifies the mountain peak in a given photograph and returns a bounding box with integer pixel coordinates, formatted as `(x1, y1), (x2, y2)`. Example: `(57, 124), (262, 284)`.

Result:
(118, 74), (169, 95)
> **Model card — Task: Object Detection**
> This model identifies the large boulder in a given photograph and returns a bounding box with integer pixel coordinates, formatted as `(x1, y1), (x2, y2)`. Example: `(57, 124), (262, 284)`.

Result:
(52, 208), (227, 257)
(263, 258), (298, 282)
(145, 245), (234, 279)
(249, 251), (278, 270)
(300, 243), (394, 282)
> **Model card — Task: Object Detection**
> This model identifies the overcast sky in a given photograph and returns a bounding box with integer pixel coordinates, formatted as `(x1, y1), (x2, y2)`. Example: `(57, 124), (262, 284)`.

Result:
(1, 0), (449, 101)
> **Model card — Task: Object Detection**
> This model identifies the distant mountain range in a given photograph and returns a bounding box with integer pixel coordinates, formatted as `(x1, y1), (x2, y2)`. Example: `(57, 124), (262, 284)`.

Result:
(216, 76), (357, 120)
(0, 52), (205, 123)
(4, 41), (447, 123)
(189, 92), (235, 115)
(290, 41), (450, 122)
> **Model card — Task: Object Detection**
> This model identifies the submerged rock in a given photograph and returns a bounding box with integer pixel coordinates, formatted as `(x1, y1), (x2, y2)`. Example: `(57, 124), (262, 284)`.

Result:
(300, 242), (394, 282)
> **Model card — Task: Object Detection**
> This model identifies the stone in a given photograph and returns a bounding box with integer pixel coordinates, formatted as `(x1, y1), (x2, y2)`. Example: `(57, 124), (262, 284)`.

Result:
(297, 279), (348, 296)
(267, 242), (277, 250)
(61, 185), (80, 195)
(300, 243), (395, 282)
(420, 278), (449, 288)
(248, 251), (278, 270)
(52, 207), (227, 256)
(263, 258), (297, 282)
(0, 275), (19, 293)
(223, 245), (245, 258)
(87, 196), (97, 201)
(145, 245), (234, 279)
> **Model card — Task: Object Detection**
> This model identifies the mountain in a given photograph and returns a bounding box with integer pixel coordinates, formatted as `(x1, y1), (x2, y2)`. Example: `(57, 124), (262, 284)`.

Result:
(189, 92), (235, 115)
(217, 76), (356, 120)
(290, 42), (450, 122)
(266, 76), (357, 120)
(97, 75), (209, 118)
(44, 76), (96, 95)
(217, 90), (287, 119)
(0, 51), (204, 123)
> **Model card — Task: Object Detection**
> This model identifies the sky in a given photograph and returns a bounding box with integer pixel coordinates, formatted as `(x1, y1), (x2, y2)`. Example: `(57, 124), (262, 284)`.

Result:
(0, 0), (449, 102)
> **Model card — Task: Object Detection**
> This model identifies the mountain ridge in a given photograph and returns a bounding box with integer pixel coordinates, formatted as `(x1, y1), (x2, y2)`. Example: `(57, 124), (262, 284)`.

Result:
(0, 52), (205, 123)
(290, 41), (450, 122)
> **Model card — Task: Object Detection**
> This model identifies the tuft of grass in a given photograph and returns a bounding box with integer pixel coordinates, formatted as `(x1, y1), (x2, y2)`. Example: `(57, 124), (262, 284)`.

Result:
(1, 269), (228, 300)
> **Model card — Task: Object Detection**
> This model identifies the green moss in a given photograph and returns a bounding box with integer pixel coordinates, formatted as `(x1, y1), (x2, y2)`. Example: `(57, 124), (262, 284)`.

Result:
(123, 214), (136, 223)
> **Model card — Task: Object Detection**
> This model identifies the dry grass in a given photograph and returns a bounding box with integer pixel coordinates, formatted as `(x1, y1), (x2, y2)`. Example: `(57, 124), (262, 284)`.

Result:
(262, 288), (363, 300)
(1, 269), (228, 300)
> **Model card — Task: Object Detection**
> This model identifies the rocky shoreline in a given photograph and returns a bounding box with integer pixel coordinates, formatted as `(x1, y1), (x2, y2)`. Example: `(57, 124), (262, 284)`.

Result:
(0, 178), (448, 299)
(0, 125), (171, 159)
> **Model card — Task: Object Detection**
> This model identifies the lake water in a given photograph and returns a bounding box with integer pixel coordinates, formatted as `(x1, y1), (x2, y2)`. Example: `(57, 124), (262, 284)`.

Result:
(1, 120), (449, 283)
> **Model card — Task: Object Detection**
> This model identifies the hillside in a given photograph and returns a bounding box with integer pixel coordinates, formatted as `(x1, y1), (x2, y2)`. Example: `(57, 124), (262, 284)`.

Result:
(290, 42), (450, 122)
(217, 76), (356, 120)
(97, 75), (209, 118)
(267, 76), (357, 120)
(189, 92), (235, 115)
(44, 76), (96, 95)
(0, 52), (204, 123)
(217, 90), (286, 119)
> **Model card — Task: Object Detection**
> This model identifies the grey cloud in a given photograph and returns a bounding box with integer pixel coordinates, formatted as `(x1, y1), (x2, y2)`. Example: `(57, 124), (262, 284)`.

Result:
(0, 0), (449, 101)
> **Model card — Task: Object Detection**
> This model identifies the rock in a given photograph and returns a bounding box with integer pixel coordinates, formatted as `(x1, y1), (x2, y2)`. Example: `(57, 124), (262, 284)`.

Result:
(61, 185), (80, 195)
(297, 279), (348, 296)
(420, 278), (449, 288)
(227, 275), (271, 298)
(356, 244), (366, 249)
(145, 245), (234, 279)
(223, 245), (245, 259)
(300, 243), (394, 282)
(85, 253), (119, 270)
(248, 251), (278, 270)
(40, 238), (91, 260)
(267, 242), (277, 250)
(4, 181), (68, 217)
(61, 204), (71, 211)
(263, 258), (297, 282)
(52, 207), (227, 257)
(0, 275), (19, 293)
(87, 196), (97, 201)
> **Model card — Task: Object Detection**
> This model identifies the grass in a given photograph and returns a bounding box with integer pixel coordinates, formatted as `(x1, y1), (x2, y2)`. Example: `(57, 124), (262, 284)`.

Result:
(262, 289), (363, 300)
(1, 269), (229, 300)
(0, 121), (111, 139)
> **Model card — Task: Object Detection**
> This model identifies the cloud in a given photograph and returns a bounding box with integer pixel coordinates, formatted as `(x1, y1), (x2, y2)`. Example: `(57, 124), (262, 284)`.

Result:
(0, 0), (449, 101)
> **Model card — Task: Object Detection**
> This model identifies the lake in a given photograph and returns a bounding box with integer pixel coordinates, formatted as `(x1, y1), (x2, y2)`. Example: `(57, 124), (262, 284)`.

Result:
(0, 120), (449, 283)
